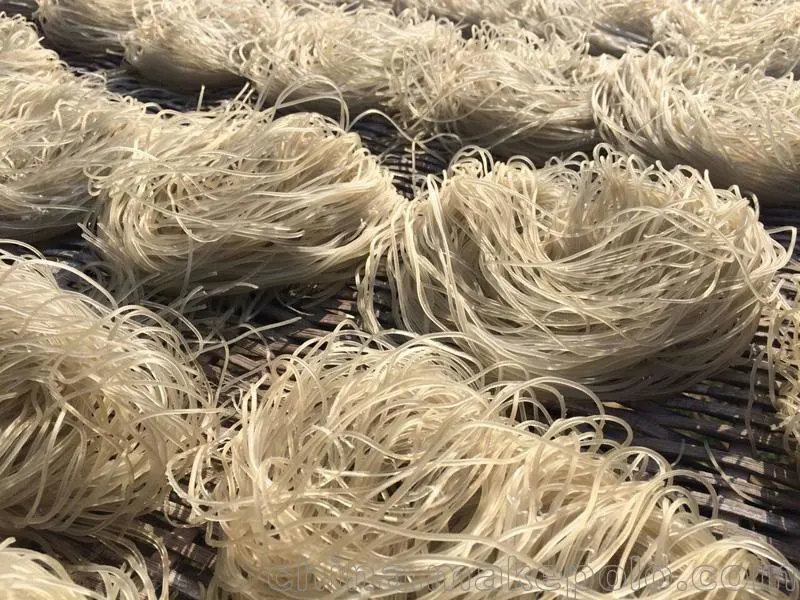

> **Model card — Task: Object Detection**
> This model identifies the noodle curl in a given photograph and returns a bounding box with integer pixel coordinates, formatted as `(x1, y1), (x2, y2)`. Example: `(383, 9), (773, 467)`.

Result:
(359, 146), (791, 397)
(88, 102), (403, 297)
(0, 246), (214, 534)
(171, 326), (799, 599)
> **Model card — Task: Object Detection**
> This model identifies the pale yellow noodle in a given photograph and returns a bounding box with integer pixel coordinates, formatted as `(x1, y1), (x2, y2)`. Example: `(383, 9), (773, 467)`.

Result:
(88, 101), (403, 298)
(0, 244), (216, 535)
(170, 325), (798, 599)
(592, 50), (800, 207)
(358, 145), (791, 398)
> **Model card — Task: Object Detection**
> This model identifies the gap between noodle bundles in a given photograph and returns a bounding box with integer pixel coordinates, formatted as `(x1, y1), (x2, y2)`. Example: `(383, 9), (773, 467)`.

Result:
(170, 324), (800, 599)
(358, 145), (793, 398)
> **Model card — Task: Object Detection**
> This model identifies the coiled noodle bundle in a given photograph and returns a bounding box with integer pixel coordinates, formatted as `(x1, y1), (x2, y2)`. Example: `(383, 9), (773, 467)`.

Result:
(592, 51), (800, 207)
(34, 0), (137, 55)
(172, 327), (798, 599)
(359, 146), (790, 397)
(389, 22), (606, 161)
(653, 0), (800, 77)
(1, 15), (148, 241)
(0, 247), (213, 534)
(0, 537), (150, 599)
(123, 0), (288, 91)
(89, 104), (403, 296)
(243, 7), (451, 112)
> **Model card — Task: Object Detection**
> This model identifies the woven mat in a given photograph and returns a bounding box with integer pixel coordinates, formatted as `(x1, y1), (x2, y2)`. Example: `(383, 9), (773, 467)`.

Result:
(18, 46), (800, 598)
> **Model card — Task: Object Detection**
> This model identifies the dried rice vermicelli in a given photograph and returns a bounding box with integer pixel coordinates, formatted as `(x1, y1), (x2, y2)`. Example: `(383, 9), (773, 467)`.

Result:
(123, 0), (605, 160)
(87, 101), (403, 298)
(359, 146), (791, 398)
(592, 50), (800, 207)
(388, 21), (608, 162)
(394, 0), (589, 40)
(653, 0), (800, 77)
(764, 281), (800, 462)
(171, 326), (799, 599)
(34, 0), (138, 56)
(123, 0), (292, 91)
(394, 0), (668, 53)
(588, 0), (666, 53)
(0, 14), (151, 241)
(0, 76), (147, 241)
(242, 5), (447, 114)
(0, 537), (155, 599)
(0, 245), (215, 534)
(0, 12), (64, 77)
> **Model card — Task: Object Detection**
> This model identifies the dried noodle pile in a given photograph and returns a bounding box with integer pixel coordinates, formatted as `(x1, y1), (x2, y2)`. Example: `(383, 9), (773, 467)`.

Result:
(592, 51), (800, 207)
(0, 14), (148, 241)
(0, 537), (154, 600)
(171, 327), (798, 599)
(359, 146), (790, 397)
(388, 21), (608, 161)
(653, 0), (800, 77)
(88, 102), (403, 297)
(0, 247), (214, 535)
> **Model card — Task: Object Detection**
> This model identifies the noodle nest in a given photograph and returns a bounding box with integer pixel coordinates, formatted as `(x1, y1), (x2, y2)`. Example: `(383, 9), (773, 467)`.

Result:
(0, 247), (213, 534)
(359, 146), (790, 397)
(89, 103), (403, 297)
(653, 0), (800, 77)
(388, 21), (606, 162)
(592, 50), (800, 207)
(171, 326), (797, 599)
(34, 0), (137, 55)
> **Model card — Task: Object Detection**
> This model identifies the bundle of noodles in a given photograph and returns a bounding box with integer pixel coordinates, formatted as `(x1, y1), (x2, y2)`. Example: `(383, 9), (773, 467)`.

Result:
(0, 246), (214, 534)
(388, 22), (606, 162)
(359, 146), (790, 398)
(587, 0), (668, 54)
(394, 0), (667, 54)
(34, 0), (138, 56)
(0, 11), (64, 77)
(592, 51), (800, 208)
(0, 537), (155, 599)
(0, 15), (152, 241)
(0, 77), (149, 241)
(88, 102), (403, 297)
(241, 6), (447, 114)
(394, 0), (588, 39)
(653, 0), (800, 78)
(171, 326), (798, 599)
(124, 0), (293, 91)
(765, 285), (800, 461)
